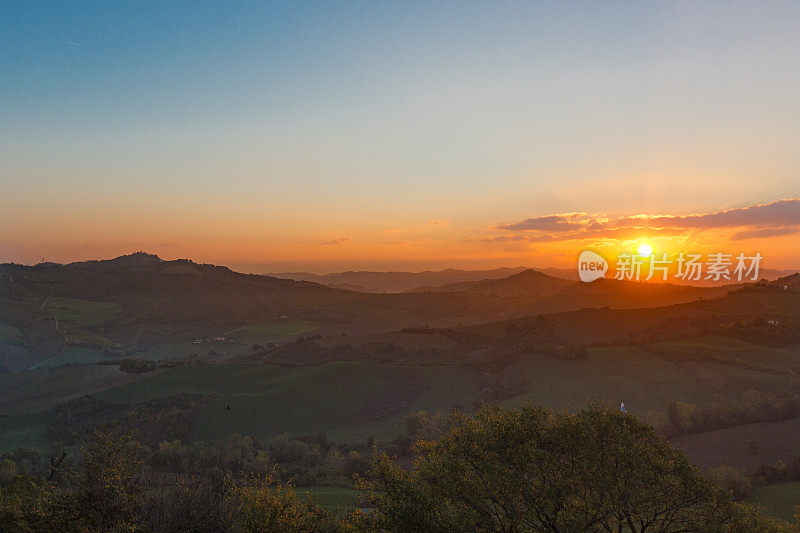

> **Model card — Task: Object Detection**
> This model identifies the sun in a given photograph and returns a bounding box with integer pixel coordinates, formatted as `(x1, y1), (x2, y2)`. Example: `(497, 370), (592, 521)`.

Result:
(637, 243), (653, 256)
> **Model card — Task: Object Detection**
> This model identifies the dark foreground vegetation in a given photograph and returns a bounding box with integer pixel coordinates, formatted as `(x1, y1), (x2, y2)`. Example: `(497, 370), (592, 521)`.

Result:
(1, 404), (794, 532)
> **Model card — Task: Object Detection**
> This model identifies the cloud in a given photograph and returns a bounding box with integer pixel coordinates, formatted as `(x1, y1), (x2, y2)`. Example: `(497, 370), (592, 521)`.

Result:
(320, 237), (351, 245)
(731, 227), (799, 240)
(492, 198), (800, 244)
(499, 213), (601, 232)
(428, 218), (451, 226)
(616, 198), (800, 229)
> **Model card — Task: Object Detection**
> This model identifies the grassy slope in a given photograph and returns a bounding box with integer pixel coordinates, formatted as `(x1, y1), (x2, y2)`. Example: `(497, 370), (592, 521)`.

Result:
(657, 335), (800, 372)
(88, 346), (795, 445)
(43, 297), (122, 325)
(226, 320), (320, 345)
(0, 323), (25, 346)
(32, 346), (108, 369)
(0, 366), (156, 452)
(96, 362), (482, 443)
(671, 418), (800, 471)
(0, 366), (152, 416)
(518, 347), (717, 412)
(294, 486), (362, 510)
(0, 411), (51, 453)
(746, 482), (800, 523)
(144, 340), (250, 361)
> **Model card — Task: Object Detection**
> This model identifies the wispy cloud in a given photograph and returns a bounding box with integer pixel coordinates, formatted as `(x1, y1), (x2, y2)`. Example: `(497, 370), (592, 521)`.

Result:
(320, 237), (351, 245)
(428, 218), (451, 226)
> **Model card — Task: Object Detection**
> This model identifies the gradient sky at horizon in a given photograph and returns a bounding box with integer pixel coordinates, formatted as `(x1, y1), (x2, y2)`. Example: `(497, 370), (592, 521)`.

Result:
(1, 1), (799, 273)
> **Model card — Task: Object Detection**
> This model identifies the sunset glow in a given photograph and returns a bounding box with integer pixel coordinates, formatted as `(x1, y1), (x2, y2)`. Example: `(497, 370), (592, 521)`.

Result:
(1, 2), (798, 272)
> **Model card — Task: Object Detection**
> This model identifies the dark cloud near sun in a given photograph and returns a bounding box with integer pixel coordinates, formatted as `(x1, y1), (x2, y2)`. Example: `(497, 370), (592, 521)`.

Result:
(498, 213), (603, 232)
(495, 198), (800, 243)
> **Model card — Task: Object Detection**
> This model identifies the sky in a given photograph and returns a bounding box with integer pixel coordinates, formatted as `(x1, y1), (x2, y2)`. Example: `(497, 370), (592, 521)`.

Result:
(1, 1), (799, 273)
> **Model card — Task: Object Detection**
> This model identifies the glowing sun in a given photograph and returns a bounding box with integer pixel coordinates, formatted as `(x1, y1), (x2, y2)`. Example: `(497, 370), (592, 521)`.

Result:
(637, 243), (653, 256)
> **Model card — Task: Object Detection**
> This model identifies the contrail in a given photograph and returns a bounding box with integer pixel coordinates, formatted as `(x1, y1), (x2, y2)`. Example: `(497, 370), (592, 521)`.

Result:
(65, 40), (80, 47)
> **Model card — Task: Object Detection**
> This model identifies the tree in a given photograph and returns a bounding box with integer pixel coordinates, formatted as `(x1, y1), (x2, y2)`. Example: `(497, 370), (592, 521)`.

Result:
(359, 404), (782, 532)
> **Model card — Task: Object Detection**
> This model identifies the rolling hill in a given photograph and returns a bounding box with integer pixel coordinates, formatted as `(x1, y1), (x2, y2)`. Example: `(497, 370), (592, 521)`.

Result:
(1, 254), (741, 371)
(269, 267), (528, 293)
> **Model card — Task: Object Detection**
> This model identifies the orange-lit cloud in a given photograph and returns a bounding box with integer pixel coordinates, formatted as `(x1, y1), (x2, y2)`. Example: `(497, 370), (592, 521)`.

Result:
(320, 237), (351, 245)
(428, 218), (451, 226)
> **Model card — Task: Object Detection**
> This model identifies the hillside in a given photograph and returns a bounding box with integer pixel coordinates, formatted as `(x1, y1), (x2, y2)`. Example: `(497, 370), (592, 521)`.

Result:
(409, 267), (730, 308)
(0, 254), (739, 371)
(2, 266), (800, 521)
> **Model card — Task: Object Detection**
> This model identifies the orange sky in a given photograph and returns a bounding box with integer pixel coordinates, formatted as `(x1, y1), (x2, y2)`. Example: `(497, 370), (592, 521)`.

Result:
(2, 198), (797, 273)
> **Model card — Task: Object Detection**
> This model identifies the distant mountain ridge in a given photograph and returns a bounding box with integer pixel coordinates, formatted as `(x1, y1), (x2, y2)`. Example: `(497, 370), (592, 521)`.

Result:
(409, 267), (733, 310)
(270, 265), (800, 292)
(409, 268), (575, 297)
(269, 267), (528, 293)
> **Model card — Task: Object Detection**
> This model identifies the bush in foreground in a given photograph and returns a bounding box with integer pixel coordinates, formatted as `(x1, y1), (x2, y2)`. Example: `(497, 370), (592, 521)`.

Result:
(359, 404), (788, 532)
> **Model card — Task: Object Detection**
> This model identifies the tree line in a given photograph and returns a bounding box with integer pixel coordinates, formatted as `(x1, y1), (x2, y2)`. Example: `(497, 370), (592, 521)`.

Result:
(2, 404), (793, 532)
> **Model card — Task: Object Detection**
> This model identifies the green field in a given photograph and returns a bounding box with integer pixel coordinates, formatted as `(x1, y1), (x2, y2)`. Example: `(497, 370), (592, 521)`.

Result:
(226, 320), (319, 345)
(294, 486), (363, 510)
(89, 346), (793, 445)
(0, 365), (149, 417)
(0, 411), (51, 453)
(43, 297), (122, 325)
(32, 346), (109, 369)
(65, 331), (119, 349)
(657, 335), (800, 372)
(746, 482), (800, 522)
(0, 323), (25, 346)
(513, 345), (794, 416)
(145, 340), (249, 361)
(96, 362), (482, 443)
(516, 347), (715, 413)
(12, 341), (787, 448)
